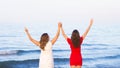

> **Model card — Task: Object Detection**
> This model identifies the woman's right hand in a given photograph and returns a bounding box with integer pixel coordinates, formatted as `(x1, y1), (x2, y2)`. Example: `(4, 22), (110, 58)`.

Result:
(90, 19), (93, 26)
(58, 22), (62, 28)
(24, 27), (28, 33)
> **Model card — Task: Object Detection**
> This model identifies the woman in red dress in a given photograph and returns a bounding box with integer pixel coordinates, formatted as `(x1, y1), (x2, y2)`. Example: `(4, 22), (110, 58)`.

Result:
(60, 19), (93, 68)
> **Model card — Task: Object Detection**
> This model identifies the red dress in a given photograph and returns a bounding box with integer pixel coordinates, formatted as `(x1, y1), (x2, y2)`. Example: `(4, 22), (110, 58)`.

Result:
(67, 37), (83, 66)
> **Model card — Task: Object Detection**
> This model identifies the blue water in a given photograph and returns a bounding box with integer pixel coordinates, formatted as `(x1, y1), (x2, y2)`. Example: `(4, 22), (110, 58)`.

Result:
(0, 22), (120, 68)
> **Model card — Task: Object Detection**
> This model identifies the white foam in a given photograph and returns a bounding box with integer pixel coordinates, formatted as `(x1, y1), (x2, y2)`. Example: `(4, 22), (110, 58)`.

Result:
(0, 50), (18, 55)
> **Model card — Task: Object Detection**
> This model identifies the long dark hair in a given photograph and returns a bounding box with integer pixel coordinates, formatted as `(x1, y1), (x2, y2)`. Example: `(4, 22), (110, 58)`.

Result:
(40, 33), (49, 50)
(71, 29), (80, 48)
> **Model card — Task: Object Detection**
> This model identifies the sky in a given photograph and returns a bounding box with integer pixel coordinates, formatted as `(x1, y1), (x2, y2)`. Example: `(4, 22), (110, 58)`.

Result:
(0, 0), (120, 24)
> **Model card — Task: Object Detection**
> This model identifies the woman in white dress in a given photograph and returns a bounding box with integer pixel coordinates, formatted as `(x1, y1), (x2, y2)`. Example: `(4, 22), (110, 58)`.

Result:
(25, 23), (61, 68)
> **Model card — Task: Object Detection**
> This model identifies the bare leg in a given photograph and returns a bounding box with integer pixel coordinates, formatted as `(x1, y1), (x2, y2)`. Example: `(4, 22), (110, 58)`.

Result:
(71, 65), (76, 68)
(76, 65), (82, 68)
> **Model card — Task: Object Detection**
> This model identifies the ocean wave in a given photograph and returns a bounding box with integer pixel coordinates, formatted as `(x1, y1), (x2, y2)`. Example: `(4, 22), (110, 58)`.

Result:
(83, 58), (95, 61)
(0, 59), (39, 68)
(0, 49), (69, 55)
(84, 47), (107, 50)
(98, 54), (120, 59)
(0, 50), (40, 55)
(0, 50), (18, 55)
(2, 57), (68, 62)
(0, 58), (69, 63)
(83, 54), (120, 61)
(82, 43), (109, 46)
(0, 35), (18, 37)
(0, 58), (69, 68)
(0, 55), (120, 68)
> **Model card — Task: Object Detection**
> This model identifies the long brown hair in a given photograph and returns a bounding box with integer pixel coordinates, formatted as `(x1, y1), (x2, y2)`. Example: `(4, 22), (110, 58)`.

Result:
(71, 29), (80, 48)
(40, 33), (49, 50)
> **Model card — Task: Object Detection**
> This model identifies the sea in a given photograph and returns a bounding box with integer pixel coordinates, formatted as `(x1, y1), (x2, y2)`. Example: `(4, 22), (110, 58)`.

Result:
(0, 22), (120, 68)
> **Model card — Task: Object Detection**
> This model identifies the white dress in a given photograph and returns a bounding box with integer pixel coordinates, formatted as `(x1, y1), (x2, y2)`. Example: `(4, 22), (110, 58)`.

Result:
(39, 41), (54, 68)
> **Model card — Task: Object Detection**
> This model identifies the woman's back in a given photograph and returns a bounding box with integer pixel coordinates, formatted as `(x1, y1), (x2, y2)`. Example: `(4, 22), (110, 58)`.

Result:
(41, 41), (52, 53)
(67, 37), (83, 66)
(67, 37), (83, 53)
(39, 41), (54, 68)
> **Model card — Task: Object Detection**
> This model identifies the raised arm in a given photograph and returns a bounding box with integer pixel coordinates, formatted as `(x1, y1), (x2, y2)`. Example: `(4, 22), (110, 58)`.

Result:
(24, 27), (40, 46)
(51, 23), (61, 45)
(61, 23), (68, 40)
(82, 19), (93, 40)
